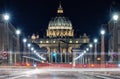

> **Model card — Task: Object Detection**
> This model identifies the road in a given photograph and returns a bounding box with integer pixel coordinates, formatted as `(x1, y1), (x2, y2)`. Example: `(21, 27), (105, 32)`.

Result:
(0, 67), (120, 79)
(0, 71), (99, 79)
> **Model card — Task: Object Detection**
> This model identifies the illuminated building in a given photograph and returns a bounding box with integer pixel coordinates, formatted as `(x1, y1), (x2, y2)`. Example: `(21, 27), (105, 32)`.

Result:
(108, 13), (120, 63)
(0, 14), (19, 64)
(29, 3), (89, 63)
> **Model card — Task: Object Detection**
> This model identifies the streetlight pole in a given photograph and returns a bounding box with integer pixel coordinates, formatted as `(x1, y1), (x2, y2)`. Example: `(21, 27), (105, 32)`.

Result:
(15, 30), (21, 65)
(100, 29), (105, 64)
(3, 14), (10, 65)
(83, 50), (86, 64)
(27, 43), (31, 63)
(72, 52), (76, 67)
(86, 48), (89, 64)
(23, 38), (27, 63)
(89, 43), (93, 64)
(31, 47), (34, 64)
(112, 14), (119, 64)
(94, 38), (98, 64)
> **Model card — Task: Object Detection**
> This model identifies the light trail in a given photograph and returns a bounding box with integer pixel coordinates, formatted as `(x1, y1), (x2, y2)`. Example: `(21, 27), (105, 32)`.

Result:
(0, 68), (120, 71)
(22, 56), (42, 62)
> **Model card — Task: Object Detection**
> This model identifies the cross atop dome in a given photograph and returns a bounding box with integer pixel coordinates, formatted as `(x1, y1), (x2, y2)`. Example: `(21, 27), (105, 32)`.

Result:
(57, 1), (63, 14)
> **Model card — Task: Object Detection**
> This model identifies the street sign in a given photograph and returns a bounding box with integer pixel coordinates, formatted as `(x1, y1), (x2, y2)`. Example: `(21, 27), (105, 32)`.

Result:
(2, 51), (7, 59)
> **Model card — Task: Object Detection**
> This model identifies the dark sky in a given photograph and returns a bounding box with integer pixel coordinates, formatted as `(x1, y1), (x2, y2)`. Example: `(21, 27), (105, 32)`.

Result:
(0, 0), (120, 38)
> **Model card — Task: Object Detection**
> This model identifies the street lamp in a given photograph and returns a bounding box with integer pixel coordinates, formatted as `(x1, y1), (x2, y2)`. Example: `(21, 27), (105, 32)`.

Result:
(101, 29), (105, 35)
(23, 38), (27, 43)
(3, 14), (10, 21)
(31, 47), (34, 51)
(34, 50), (36, 53)
(85, 48), (89, 64)
(23, 38), (27, 63)
(81, 50), (86, 64)
(15, 29), (21, 65)
(3, 14), (10, 48)
(89, 43), (93, 64)
(86, 48), (89, 51)
(112, 14), (119, 64)
(84, 50), (86, 54)
(27, 43), (31, 48)
(100, 29), (105, 64)
(89, 43), (93, 48)
(94, 38), (98, 43)
(3, 14), (10, 65)
(27, 43), (31, 63)
(31, 47), (34, 64)
(16, 30), (21, 35)
(113, 14), (119, 21)
(94, 38), (98, 64)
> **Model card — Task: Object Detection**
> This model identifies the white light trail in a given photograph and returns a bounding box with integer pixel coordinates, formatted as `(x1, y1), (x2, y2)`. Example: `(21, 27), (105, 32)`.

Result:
(22, 56), (42, 62)
(34, 52), (46, 60)
(74, 51), (86, 60)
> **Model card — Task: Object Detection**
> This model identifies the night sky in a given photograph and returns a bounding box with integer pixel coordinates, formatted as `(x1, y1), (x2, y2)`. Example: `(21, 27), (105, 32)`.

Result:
(0, 0), (120, 38)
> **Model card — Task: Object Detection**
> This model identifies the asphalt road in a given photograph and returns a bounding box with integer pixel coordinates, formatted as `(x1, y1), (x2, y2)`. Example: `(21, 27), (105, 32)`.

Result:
(0, 68), (120, 79)
(0, 71), (100, 79)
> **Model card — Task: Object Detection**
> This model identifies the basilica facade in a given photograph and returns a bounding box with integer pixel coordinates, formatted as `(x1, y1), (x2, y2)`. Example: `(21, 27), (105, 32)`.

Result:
(29, 3), (89, 63)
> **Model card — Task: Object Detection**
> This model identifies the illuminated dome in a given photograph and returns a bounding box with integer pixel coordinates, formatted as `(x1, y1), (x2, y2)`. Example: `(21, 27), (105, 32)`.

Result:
(47, 3), (74, 37)
(48, 17), (72, 30)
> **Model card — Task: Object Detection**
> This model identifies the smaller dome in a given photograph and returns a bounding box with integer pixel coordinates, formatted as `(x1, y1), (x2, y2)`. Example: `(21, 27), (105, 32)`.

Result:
(48, 16), (72, 30)
(31, 34), (36, 40)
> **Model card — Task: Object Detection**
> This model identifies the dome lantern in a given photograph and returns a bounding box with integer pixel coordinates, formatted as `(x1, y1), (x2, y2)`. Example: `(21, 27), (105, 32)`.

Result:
(57, 2), (63, 14)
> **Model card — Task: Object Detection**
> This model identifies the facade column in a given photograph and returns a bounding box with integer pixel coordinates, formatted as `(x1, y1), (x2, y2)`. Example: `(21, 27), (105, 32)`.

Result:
(46, 47), (51, 63)
(49, 53), (50, 63)
(83, 56), (85, 64)
(50, 49), (53, 63)
(68, 53), (70, 63)
(65, 53), (67, 63)
(85, 55), (87, 64)
(61, 53), (63, 63)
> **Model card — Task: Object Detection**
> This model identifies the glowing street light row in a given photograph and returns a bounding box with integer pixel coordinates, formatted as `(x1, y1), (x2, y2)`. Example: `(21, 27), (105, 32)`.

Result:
(3, 13), (119, 63)
(84, 13), (119, 59)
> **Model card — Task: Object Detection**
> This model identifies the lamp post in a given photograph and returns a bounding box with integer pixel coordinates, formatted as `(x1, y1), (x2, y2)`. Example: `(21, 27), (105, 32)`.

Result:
(3, 14), (10, 65)
(100, 29), (105, 64)
(112, 14), (119, 64)
(113, 14), (119, 21)
(82, 50), (86, 64)
(23, 38), (27, 63)
(89, 43), (93, 64)
(27, 43), (31, 63)
(15, 29), (21, 65)
(86, 48), (89, 64)
(31, 47), (34, 51)
(33, 50), (36, 64)
(94, 38), (98, 64)
(31, 47), (34, 64)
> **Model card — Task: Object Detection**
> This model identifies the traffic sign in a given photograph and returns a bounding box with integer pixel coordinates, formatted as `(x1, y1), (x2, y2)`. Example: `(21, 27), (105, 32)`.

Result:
(2, 51), (7, 59)
(2, 51), (7, 57)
